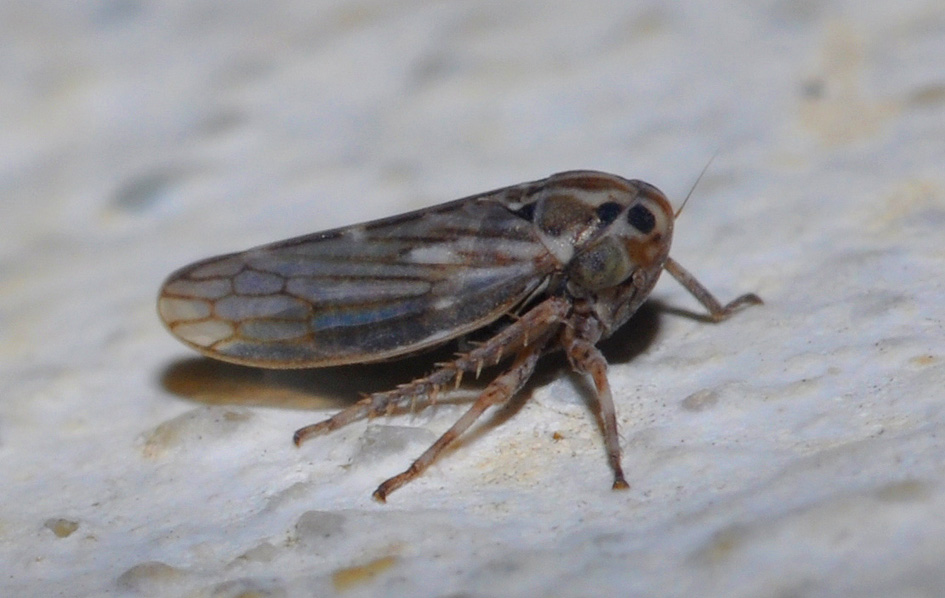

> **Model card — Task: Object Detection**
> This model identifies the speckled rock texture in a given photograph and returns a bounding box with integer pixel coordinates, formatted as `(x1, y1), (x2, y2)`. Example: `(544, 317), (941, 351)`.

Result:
(3, 1), (944, 596)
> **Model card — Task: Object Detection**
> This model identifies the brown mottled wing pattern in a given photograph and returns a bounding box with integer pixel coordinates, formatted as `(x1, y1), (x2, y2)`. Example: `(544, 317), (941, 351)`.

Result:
(158, 192), (557, 367)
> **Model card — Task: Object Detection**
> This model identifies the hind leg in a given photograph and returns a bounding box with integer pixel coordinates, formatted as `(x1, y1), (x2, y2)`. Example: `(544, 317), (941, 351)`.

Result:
(373, 341), (547, 501)
(293, 297), (570, 445)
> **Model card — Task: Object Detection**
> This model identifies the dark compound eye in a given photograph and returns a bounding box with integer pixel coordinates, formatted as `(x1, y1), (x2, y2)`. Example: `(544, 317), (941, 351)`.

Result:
(595, 202), (623, 226)
(626, 204), (656, 233)
(511, 202), (536, 222)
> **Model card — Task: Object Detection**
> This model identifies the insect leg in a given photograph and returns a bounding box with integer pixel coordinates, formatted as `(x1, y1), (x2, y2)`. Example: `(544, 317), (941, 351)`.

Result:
(663, 257), (762, 322)
(292, 372), (458, 446)
(373, 340), (548, 502)
(562, 330), (629, 490)
(293, 297), (572, 445)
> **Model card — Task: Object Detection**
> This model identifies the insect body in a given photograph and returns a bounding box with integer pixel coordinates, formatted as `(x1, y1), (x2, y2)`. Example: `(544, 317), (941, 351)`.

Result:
(158, 171), (761, 501)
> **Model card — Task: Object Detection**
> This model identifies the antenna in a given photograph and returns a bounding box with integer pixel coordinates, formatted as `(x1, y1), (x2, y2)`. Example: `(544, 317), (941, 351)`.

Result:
(675, 151), (719, 219)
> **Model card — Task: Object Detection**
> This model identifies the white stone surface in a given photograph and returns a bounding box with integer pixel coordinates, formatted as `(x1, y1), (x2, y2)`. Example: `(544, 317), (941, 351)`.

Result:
(3, 1), (944, 596)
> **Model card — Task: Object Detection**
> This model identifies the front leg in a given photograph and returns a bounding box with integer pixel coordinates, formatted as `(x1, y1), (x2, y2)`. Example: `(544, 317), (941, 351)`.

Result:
(663, 257), (762, 321)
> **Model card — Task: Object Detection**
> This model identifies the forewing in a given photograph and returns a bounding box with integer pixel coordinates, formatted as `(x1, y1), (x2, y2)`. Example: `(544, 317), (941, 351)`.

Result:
(158, 195), (556, 367)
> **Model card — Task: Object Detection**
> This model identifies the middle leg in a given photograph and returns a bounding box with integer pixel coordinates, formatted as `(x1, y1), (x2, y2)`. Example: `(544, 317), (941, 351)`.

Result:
(562, 331), (629, 490)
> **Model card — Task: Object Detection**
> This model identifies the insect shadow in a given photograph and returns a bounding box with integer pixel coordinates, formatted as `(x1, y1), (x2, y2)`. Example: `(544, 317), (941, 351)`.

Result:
(159, 300), (664, 440)
(158, 345), (467, 412)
